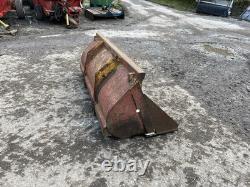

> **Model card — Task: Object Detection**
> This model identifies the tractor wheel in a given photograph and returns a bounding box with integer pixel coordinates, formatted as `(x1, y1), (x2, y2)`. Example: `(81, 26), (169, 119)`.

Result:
(28, 0), (34, 9)
(54, 4), (63, 22)
(119, 11), (125, 19)
(15, 0), (25, 19)
(34, 5), (45, 20)
(223, 10), (229, 17)
(85, 10), (95, 21)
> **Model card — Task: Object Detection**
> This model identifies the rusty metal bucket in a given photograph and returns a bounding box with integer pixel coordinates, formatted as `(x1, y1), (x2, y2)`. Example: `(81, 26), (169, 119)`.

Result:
(80, 33), (178, 138)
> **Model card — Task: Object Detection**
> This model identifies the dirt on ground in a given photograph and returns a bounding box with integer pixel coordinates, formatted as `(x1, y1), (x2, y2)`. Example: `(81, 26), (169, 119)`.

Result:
(0, 0), (250, 186)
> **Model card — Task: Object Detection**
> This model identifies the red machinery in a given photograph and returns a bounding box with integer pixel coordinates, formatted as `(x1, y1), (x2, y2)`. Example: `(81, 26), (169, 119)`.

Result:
(0, 0), (12, 18)
(0, 0), (25, 19)
(32, 0), (82, 28)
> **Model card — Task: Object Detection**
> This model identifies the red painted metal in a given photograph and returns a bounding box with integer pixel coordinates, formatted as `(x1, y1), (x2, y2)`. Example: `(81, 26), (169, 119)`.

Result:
(33, 0), (82, 26)
(0, 0), (13, 18)
(33, 0), (81, 15)
(81, 33), (178, 138)
(33, 0), (53, 16)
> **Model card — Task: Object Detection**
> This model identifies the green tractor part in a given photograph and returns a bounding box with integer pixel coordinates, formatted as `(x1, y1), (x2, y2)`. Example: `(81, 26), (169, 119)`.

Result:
(84, 0), (125, 20)
(90, 0), (113, 7)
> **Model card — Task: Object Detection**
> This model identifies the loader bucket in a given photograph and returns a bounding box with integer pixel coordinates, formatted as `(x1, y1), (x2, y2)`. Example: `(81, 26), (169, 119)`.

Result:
(80, 33), (178, 138)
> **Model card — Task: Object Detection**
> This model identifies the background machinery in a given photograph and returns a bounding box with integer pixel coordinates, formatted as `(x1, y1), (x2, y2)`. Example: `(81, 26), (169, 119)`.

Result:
(84, 0), (124, 20)
(0, 0), (25, 19)
(0, 0), (25, 35)
(196, 0), (234, 17)
(240, 6), (250, 21)
(31, 0), (82, 28)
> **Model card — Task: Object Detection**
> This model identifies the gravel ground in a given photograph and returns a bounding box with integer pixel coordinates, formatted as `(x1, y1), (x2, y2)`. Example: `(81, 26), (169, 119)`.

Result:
(0, 0), (250, 186)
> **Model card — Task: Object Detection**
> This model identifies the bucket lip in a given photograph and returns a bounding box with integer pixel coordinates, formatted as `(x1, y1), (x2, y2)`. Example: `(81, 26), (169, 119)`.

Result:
(95, 32), (145, 79)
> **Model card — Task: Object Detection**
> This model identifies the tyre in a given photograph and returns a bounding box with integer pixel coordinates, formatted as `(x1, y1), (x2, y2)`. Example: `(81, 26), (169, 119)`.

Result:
(34, 5), (45, 20)
(15, 0), (25, 19)
(119, 11), (125, 19)
(54, 4), (63, 22)
(28, 0), (34, 9)
(85, 10), (95, 21)
(223, 10), (229, 17)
